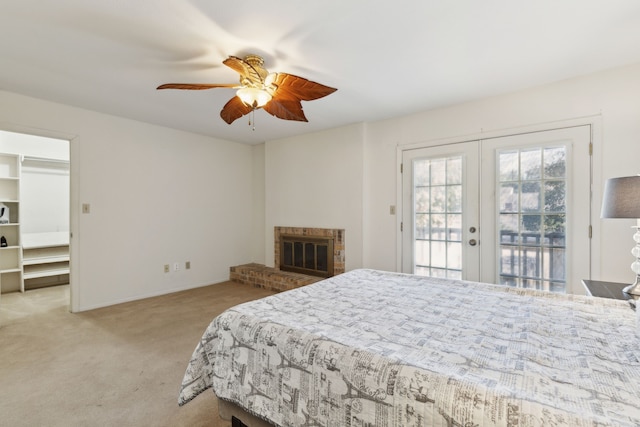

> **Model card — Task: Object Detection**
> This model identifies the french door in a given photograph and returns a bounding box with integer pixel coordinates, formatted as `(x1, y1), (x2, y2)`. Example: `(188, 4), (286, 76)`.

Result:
(401, 126), (592, 293)
(401, 142), (480, 280)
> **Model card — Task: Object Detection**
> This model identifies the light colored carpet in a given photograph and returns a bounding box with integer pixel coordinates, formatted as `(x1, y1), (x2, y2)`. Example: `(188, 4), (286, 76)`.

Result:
(0, 281), (275, 426)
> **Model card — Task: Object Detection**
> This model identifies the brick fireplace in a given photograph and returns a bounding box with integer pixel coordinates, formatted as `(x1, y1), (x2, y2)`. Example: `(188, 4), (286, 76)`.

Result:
(230, 227), (345, 292)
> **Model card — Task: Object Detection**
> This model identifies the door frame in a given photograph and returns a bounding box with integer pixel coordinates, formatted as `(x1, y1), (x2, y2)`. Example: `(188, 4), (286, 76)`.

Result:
(0, 122), (78, 311)
(396, 116), (602, 293)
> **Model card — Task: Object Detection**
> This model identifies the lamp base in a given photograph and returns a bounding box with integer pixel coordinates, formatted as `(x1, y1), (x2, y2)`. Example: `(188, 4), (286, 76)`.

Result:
(623, 275), (640, 296)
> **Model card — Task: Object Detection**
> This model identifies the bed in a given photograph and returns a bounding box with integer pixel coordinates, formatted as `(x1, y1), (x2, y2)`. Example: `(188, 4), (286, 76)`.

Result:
(179, 269), (640, 426)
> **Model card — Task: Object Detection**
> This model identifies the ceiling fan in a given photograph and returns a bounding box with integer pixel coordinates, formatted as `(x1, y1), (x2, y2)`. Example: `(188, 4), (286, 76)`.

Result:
(157, 54), (337, 125)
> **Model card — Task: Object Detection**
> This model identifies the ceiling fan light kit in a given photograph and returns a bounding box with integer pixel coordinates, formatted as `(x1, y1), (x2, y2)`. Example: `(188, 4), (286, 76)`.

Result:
(236, 87), (272, 108)
(157, 54), (337, 126)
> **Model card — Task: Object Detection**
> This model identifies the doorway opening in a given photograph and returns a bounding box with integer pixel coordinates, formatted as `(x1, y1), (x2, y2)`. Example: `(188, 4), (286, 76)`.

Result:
(0, 129), (70, 319)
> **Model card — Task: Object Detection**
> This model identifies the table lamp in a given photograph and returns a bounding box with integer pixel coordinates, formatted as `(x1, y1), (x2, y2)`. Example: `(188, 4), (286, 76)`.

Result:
(601, 175), (640, 296)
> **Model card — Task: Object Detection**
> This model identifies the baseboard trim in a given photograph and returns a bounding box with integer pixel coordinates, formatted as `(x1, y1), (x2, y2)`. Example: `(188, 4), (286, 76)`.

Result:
(74, 277), (230, 312)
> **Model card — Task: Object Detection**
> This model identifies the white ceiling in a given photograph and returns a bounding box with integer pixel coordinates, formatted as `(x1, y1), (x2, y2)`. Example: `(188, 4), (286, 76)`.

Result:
(1, 1), (640, 145)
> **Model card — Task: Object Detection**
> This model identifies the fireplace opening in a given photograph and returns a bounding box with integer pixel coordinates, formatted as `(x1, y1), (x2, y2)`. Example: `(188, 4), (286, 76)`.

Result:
(280, 235), (334, 278)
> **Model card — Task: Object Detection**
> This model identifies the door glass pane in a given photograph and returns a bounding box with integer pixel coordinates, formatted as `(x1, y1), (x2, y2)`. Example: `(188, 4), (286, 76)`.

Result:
(447, 214), (462, 241)
(415, 240), (430, 266)
(415, 213), (429, 239)
(499, 150), (519, 181)
(413, 155), (464, 278)
(520, 149), (541, 180)
(447, 242), (462, 270)
(430, 214), (446, 239)
(431, 241), (447, 268)
(447, 185), (462, 212)
(544, 147), (566, 178)
(497, 146), (567, 292)
(431, 186), (446, 213)
(447, 158), (462, 184)
(521, 182), (540, 211)
(499, 183), (519, 213)
(415, 187), (429, 212)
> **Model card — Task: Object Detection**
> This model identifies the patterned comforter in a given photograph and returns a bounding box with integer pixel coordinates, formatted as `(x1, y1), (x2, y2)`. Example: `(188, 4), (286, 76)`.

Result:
(179, 269), (640, 426)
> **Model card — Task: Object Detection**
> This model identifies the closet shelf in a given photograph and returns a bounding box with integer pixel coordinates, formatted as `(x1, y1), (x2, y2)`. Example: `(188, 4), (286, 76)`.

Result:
(22, 232), (70, 288)
(23, 267), (70, 280)
(22, 255), (70, 265)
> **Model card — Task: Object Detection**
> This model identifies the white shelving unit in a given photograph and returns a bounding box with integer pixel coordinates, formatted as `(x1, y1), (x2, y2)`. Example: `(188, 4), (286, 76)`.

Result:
(0, 152), (70, 300)
(0, 153), (22, 299)
(22, 232), (69, 289)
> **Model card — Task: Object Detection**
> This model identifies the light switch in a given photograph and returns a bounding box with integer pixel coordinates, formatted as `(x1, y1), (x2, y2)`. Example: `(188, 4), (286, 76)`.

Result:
(82, 203), (91, 214)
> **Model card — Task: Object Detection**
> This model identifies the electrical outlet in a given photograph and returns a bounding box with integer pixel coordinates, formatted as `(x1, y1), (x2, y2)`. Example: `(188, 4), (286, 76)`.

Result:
(174, 262), (180, 271)
(185, 261), (191, 270)
(164, 264), (169, 273)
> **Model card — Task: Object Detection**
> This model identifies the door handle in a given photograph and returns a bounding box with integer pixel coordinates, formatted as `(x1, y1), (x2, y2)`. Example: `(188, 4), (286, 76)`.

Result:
(468, 239), (477, 246)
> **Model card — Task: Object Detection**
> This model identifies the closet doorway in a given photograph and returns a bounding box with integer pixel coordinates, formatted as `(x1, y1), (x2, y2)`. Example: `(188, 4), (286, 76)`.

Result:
(0, 129), (70, 316)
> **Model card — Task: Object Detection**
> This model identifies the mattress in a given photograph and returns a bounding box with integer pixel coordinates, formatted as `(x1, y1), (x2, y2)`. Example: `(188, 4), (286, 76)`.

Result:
(179, 269), (640, 426)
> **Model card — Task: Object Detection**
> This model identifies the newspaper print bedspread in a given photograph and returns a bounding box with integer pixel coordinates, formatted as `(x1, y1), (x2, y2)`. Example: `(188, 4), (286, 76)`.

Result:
(179, 269), (640, 426)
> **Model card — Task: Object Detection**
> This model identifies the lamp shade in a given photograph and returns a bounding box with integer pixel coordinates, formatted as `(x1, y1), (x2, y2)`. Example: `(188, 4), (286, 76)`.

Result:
(601, 175), (640, 218)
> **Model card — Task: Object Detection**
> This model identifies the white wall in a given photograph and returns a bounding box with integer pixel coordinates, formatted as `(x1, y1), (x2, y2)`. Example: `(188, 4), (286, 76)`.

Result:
(264, 124), (364, 271)
(0, 90), (257, 311)
(251, 144), (266, 264)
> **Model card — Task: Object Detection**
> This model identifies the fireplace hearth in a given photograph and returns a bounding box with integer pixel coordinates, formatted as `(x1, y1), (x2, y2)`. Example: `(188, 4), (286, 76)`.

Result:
(230, 227), (345, 293)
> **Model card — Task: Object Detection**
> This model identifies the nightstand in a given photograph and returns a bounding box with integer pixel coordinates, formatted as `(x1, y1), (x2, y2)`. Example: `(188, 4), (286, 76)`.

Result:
(581, 279), (632, 300)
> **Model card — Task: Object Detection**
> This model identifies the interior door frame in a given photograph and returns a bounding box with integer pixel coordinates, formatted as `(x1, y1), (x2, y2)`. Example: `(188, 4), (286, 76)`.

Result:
(396, 116), (603, 293)
(0, 122), (78, 311)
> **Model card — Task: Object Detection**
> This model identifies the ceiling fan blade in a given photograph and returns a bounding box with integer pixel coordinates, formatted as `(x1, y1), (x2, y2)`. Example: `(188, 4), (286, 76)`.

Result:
(220, 96), (254, 124)
(263, 99), (308, 122)
(157, 83), (238, 90)
(271, 73), (337, 101)
(223, 56), (266, 85)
